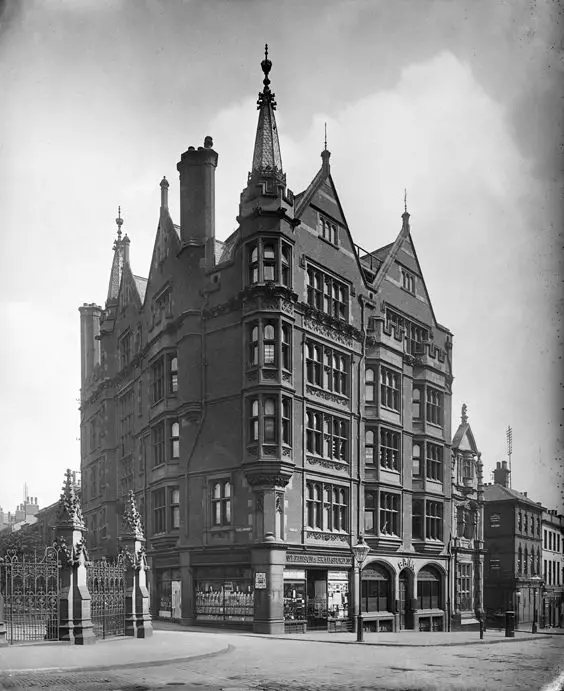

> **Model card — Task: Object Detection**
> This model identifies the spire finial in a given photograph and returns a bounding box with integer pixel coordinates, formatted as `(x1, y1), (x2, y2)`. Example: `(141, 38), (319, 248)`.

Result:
(115, 205), (124, 240)
(461, 403), (468, 424)
(324, 122), (327, 151)
(404, 189), (407, 214)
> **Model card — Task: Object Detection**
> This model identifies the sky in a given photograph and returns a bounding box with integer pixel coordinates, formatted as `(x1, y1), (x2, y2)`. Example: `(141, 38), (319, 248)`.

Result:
(0, 0), (562, 513)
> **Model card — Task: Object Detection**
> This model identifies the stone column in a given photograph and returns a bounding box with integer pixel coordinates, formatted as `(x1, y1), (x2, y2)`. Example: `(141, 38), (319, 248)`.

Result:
(250, 535), (287, 635)
(54, 469), (96, 645)
(118, 491), (153, 638)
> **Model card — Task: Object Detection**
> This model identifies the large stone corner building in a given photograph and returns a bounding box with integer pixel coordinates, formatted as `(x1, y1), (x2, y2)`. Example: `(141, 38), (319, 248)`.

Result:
(80, 50), (477, 634)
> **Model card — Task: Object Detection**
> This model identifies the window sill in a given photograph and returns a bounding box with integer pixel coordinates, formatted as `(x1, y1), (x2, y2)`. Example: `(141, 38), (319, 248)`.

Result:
(380, 405), (401, 414)
(319, 236), (340, 250)
(380, 466), (400, 474)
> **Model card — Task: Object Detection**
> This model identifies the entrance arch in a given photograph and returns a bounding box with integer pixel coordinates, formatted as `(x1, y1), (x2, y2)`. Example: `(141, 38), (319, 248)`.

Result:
(398, 568), (414, 630)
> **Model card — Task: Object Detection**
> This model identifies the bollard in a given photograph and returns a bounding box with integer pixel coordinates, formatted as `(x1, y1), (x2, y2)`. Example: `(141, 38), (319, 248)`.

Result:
(505, 611), (515, 638)
(479, 619), (484, 640)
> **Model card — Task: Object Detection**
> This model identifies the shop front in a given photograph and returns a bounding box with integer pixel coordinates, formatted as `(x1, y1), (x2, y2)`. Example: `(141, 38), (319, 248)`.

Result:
(154, 567), (182, 620)
(283, 553), (352, 633)
(193, 565), (254, 626)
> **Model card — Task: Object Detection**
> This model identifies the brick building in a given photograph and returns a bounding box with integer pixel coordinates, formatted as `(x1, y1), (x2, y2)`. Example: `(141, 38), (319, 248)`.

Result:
(542, 508), (564, 627)
(79, 50), (463, 634)
(483, 463), (543, 627)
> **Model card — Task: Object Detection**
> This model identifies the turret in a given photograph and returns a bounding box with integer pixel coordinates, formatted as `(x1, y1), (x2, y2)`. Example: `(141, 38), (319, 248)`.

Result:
(79, 302), (102, 384)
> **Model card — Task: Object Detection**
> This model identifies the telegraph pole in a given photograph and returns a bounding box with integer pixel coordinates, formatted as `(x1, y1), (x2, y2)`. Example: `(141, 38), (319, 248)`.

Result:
(506, 426), (513, 488)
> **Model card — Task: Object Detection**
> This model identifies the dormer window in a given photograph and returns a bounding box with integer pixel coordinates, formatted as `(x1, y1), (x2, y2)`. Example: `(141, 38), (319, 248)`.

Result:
(319, 215), (338, 245)
(401, 268), (415, 294)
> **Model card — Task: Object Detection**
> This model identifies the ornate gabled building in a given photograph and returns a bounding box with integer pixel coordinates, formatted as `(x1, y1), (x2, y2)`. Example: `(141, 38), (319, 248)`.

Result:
(450, 405), (485, 631)
(80, 48), (464, 634)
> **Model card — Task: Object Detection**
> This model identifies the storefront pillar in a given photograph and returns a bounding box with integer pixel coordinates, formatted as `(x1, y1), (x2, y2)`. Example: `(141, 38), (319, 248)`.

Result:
(251, 536), (287, 634)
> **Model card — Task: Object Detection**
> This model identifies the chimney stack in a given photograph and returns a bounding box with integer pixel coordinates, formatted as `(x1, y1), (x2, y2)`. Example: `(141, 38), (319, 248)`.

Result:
(177, 136), (218, 267)
(493, 460), (511, 488)
(79, 303), (102, 384)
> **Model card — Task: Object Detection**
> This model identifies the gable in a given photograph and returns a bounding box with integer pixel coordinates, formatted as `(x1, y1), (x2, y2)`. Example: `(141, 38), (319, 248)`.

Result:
(144, 209), (182, 305)
(118, 263), (143, 315)
(309, 179), (346, 226)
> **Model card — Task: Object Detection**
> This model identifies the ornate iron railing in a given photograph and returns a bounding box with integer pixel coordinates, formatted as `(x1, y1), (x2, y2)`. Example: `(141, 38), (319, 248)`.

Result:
(0, 547), (60, 644)
(87, 555), (126, 639)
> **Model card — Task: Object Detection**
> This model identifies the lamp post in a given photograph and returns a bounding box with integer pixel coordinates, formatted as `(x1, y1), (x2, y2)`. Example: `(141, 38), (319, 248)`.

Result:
(352, 535), (371, 643)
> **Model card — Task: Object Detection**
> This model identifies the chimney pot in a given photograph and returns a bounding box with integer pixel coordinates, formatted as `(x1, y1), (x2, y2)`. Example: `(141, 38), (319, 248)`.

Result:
(496, 461), (501, 469)
(502, 461), (508, 469)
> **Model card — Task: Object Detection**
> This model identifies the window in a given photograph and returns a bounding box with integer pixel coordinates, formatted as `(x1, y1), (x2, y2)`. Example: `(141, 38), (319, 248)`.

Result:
(457, 563), (472, 611)
(426, 388), (443, 426)
(119, 331), (131, 370)
(549, 531), (553, 551)
(380, 493), (400, 536)
(365, 368), (376, 403)
(401, 268), (415, 294)
(365, 491), (377, 533)
(306, 481), (347, 532)
(380, 367), (400, 411)
(361, 566), (391, 613)
(248, 395), (292, 447)
(152, 488), (166, 534)
(247, 239), (292, 286)
(118, 390), (134, 458)
(524, 513), (529, 534)
(426, 501), (443, 541)
(248, 319), (292, 371)
(379, 429), (400, 471)
(524, 546), (528, 575)
(517, 545), (522, 574)
(462, 456), (474, 480)
(306, 343), (322, 386)
(544, 529), (547, 549)
(306, 266), (348, 320)
(365, 429), (375, 465)
(212, 480), (231, 527)
(170, 487), (180, 529)
(306, 411), (323, 456)
(417, 567), (440, 609)
(169, 355), (178, 394)
(412, 499), (423, 539)
(413, 387), (421, 419)
(151, 357), (165, 404)
(412, 443), (421, 476)
(385, 309), (428, 355)
(319, 215), (338, 245)
(306, 341), (348, 396)
(365, 491), (399, 536)
(325, 416), (348, 461)
(170, 421), (180, 460)
(152, 422), (165, 467)
(426, 443), (443, 482)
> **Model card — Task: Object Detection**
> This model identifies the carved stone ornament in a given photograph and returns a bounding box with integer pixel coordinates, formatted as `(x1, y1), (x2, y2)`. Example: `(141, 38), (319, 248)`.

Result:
(275, 492), (284, 514)
(55, 469), (86, 530)
(305, 385), (348, 408)
(304, 318), (353, 348)
(281, 371), (293, 384)
(255, 494), (264, 512)
(306, 456), (349, 472)
(246, 474), (291, 488)
(53, 535), (88, 567)
(280, 300), (294, 316)
(306, 531), (349, 543)
(121, 490), (145, 540)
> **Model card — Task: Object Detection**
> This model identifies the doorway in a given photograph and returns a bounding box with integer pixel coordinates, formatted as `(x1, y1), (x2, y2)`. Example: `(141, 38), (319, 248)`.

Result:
(399, 569), (413, 630)
(306, 569), (328, 631)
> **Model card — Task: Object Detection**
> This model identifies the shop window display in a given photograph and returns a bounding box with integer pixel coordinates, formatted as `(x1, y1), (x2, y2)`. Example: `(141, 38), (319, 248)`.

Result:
(195, 570), (254, 622)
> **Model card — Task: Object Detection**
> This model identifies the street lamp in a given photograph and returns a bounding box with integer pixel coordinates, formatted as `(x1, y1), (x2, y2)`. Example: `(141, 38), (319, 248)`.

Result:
(352, 535), (371, 643)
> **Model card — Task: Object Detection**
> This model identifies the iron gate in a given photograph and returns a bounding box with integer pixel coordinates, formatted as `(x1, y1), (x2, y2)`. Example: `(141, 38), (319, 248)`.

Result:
(0, 547), (60, 644)
(87, 555), (126, 639)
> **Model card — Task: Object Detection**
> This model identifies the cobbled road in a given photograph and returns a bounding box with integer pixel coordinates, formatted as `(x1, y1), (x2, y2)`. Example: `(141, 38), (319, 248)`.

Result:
(0, 634), (563, 690)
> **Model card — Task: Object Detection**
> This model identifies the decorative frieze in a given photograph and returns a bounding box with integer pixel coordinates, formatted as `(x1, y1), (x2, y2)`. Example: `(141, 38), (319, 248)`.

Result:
(305, 531), (349, 544)
(305, 385), (348, 408)
(306, 456), (349, 472)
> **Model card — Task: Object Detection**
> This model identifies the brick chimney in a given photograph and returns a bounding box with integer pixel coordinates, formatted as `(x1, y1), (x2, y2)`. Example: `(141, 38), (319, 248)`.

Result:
(493, 460), (511, 488)
(177, 136), (218, 267)
(79, 303), (102, 384)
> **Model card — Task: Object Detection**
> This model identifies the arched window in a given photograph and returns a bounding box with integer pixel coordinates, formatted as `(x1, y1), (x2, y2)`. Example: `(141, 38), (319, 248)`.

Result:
(263, 244), (276, 281)
(263, 398), (276, 442)
(412, 443), (421, 476)
(417, 566), (441, 610)
(413, 387), (421, 419)
(524, 546), (528, 575)
(263, 323), (276, 365)
(249, 245), (259, 284)
(361, 564), (391, 613)
(306, 411), (322, 455)
(365, 429), (375, 465)
(250, 399), (259, 442)
(170, 421), (180, 459)
(249, 325), (259, 365)
(517, 545), (522, 574)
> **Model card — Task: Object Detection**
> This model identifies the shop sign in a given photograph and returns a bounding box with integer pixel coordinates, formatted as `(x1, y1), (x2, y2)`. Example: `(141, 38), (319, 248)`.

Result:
(284, 569), (306, 580)
(255, 572), (267, 589)
(398, 558), (415, 571)
(286, 554), (352, 567)
(327, 570), (349, 581)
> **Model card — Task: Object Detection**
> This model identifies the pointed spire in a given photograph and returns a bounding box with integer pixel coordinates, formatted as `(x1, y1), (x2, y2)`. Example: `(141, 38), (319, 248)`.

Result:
(251, 44), (283, 178)
(55, 469), (85, 530)
(107, 206), (127, 304)
(121, 490), (145, 540)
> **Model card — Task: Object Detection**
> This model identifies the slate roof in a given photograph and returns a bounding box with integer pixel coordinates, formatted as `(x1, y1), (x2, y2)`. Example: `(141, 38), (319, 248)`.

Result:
(133, 275), (148, 303)
(483, 484), (543, 508)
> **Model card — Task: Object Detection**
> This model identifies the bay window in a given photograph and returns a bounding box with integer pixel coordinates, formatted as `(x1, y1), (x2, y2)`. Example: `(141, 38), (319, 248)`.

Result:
(248, 394), (292, 447)
(247, 238), (292, 287)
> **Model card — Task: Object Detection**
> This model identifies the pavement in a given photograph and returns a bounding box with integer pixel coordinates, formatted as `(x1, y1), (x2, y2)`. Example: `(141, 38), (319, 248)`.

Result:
(0, 621), (559, 674)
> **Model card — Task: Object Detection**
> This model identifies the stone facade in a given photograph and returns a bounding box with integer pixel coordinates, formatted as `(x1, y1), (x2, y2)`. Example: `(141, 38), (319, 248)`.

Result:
(79, 50), (470, 634)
